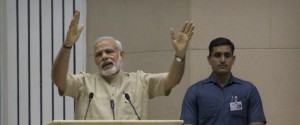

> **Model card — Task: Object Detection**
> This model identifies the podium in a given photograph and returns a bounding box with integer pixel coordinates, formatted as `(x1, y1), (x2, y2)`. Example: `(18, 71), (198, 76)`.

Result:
(47, 120), (183, 125)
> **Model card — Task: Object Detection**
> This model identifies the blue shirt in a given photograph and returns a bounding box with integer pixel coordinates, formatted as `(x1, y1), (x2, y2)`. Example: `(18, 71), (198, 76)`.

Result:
(180, 74), (266, 125)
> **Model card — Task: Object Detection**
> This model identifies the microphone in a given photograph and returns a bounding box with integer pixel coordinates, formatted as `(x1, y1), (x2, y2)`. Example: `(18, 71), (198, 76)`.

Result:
(124, 93), (141, 120)
(110, 99), (115, 120)
(84, 92), (94, 120)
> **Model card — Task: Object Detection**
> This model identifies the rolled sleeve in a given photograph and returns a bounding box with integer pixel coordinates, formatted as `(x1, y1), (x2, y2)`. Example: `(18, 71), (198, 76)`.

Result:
(63, 72), (85, 99)
(138, 71), (168, 99)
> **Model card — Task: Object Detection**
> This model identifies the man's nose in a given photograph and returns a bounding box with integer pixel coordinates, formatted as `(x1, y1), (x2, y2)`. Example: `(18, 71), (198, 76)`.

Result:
(101, 52), (109, 60)
(220, 55), (226, 62)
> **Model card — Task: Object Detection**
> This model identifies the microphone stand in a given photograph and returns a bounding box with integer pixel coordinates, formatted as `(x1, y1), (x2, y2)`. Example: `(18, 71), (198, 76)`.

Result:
(110, 99), (115, 120)
(84, 92), (94, 120)
(125, 93), (141, 120)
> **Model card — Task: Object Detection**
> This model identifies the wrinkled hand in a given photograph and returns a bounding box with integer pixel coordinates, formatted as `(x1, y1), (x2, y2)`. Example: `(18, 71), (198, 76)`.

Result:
(64, 10), (84, 47)
(170, 21), (194, 57)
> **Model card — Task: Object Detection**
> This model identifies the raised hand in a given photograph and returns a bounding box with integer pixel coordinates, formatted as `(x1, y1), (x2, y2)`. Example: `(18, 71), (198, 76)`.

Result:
(64, 10), (84, 47)
(170, 21), (194, 57)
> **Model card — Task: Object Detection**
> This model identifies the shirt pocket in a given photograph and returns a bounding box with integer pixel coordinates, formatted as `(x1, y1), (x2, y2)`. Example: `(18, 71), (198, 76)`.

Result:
(198, 99), (217, 119)
(230, 98), (248, 118)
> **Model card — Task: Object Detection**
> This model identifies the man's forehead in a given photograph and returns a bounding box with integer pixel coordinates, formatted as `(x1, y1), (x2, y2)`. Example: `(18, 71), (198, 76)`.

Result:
(95, 40), (116, 46)
(212, 45), (232, 53)
(95, 47), (115, 52)
(94, 40), (117, 51)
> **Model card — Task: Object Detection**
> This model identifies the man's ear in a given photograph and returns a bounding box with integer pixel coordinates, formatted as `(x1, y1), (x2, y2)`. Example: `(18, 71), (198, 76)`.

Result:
(207, 55), (212, 65)
(232, 55), (236, 65)
(120, 51), (125, 61)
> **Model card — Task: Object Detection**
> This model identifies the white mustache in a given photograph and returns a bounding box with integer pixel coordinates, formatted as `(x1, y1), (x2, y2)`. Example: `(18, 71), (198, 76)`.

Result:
(100, 59), (115, 68)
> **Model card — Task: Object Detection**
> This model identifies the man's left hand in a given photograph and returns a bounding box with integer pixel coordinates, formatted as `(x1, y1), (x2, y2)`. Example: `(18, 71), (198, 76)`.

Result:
(170, 21), (194, 58)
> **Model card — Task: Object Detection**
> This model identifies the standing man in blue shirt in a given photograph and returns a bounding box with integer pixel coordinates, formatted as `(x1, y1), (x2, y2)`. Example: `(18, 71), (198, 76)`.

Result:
(180, 37), (266, 125)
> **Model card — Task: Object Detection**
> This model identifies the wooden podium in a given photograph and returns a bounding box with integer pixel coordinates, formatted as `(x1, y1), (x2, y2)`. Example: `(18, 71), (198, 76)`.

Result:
(47, 120), (183, 125)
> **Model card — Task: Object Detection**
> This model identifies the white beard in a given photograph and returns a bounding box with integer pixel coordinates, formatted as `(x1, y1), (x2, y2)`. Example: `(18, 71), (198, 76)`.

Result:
(98, 57), (122, 76)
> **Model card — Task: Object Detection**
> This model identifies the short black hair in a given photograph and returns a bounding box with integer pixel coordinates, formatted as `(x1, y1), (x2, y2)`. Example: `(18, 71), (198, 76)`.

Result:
(209, 37), (235, 56)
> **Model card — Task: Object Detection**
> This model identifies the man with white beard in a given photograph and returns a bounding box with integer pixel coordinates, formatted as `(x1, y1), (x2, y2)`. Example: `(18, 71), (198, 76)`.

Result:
(52, 10), (194, 120)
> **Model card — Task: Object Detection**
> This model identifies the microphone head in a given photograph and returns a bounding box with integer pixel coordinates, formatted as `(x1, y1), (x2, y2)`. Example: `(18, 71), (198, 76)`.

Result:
(124, 93), (130, 100)
(89, 92), (94, 100)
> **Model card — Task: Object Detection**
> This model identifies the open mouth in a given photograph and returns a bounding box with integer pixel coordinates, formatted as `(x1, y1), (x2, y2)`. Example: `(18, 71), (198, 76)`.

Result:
(101, 61), (114, 69)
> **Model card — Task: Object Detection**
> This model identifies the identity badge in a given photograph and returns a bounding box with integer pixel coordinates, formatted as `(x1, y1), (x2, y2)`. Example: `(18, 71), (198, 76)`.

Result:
(230, 96), (242, 111)
(230, 101), (243, 111)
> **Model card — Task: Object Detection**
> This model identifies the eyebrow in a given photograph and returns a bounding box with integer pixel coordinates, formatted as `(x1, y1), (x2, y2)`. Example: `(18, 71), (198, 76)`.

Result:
(211, 52), (233, 57)
(213, 52), (232, 54)
(95, 47), (114, 53)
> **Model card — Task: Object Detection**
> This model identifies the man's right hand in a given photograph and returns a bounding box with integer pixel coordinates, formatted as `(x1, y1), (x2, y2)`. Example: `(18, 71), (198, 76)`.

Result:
(64, 10), (84, 47)
(51, 10), (84, 94)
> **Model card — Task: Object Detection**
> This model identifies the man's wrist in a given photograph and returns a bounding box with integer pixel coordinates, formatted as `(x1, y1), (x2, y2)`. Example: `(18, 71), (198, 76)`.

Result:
(63, 44), (72, 49)
(175, 51), (186, 58)
(175, 55), (185, 62)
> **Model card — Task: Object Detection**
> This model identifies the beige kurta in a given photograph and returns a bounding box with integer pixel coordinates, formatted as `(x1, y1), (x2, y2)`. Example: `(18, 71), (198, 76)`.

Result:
(62, 70), (168, 120)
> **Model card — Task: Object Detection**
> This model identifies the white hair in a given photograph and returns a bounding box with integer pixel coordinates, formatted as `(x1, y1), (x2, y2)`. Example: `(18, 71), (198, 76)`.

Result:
(93, 36), (123, 51)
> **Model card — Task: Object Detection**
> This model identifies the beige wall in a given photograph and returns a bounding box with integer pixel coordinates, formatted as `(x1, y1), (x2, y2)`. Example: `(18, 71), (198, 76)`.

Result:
(87, 0), (300, 124)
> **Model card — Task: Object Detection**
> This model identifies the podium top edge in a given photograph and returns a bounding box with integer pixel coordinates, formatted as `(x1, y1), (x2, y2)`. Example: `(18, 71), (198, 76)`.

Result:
(51, 120), (183, 123)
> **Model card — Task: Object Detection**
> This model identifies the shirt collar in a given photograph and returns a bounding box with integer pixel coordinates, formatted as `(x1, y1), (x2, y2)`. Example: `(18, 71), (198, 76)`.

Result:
(98, 70), (124, 85)
(203, 73), (242, 87)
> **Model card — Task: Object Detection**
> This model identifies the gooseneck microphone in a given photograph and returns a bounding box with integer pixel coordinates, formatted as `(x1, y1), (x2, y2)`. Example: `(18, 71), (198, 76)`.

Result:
(124, 93), (141, 120)
(110, 99), (115, 120)
(84, 92), (94, 120)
